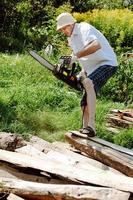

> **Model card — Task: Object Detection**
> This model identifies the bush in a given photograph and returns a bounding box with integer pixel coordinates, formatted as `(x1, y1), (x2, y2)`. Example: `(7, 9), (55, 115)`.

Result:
(73, 9), (133, 52)
(100, 54), (133, 103)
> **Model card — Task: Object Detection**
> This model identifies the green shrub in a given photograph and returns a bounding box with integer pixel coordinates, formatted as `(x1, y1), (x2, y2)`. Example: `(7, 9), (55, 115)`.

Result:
(100, 55), (133, 103)
(73, 9), (133, 52)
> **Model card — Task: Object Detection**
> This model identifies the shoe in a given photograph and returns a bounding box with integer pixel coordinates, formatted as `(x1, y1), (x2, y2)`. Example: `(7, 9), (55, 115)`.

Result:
(82, 126), (96, 137)
(79, 128), (83, 133)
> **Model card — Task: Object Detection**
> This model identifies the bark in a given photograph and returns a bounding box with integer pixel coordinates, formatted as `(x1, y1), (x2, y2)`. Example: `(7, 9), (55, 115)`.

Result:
(0, 132), (26, 151)
(0, 149), (133, 192)
(65, 132), (133, 177)
(0, 178), (130, 200)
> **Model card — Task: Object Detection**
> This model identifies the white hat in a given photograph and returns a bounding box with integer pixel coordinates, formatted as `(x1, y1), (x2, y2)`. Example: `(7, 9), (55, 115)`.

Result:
(56, 12), (76, 30)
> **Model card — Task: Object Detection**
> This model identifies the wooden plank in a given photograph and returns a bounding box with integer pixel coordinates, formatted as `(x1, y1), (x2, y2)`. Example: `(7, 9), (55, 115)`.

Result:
(111, 109), (133, 118)
(7, 193), (25, 200)
(0, 163), (76, 185)
(0, 149), (133, 192)
(0, 178), (130, 200)
(28, 141), (123, 175)
(29, 136), (57, 153)
(16, 145), (123, 175)
(69, 131), (133, 157)
(122, 116), (133, 123)
(106, 126), (120, 134)
(65, 132), (133, 177)
(0, 162), (50, 183)
(107, 116), (133, 127)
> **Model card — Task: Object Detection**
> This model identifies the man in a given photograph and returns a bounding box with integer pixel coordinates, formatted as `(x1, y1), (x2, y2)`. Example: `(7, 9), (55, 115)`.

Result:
(56, 12), (118, 137)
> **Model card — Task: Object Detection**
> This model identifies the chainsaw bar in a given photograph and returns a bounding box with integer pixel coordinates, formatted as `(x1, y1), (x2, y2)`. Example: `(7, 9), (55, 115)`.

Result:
(29, 50), (83, 92)
(29, 50), (55, 71)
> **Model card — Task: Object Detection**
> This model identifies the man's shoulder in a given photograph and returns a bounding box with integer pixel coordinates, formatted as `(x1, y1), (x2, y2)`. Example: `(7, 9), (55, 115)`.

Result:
(77, 22), (92, 32)
(79, 22), (90, 27)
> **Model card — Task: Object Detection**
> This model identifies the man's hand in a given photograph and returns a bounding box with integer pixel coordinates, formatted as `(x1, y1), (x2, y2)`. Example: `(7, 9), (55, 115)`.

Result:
(77, 70), (87, 82)
(70, 54), (77, 67)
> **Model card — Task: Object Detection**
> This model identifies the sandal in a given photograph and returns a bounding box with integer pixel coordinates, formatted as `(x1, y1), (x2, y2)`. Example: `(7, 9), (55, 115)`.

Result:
(79, 128), (83, 133)
(82, 126), (96, 137)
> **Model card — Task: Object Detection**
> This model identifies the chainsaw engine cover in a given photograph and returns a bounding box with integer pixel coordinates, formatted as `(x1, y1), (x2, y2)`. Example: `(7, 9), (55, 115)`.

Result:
(53, 55), (83, 91)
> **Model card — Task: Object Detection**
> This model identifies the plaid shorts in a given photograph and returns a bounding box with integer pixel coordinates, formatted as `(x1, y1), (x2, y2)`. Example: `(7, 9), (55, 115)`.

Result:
(80, 65), (117, 107)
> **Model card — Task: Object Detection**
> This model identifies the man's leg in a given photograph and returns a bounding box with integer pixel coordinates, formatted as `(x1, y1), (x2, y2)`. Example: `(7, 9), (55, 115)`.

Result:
(81, 105), (89, 128)
(82, 78), (96, 132)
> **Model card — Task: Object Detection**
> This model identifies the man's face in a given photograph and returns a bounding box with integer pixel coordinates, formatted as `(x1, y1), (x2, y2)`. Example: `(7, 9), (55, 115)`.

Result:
(59, 24), (74, 37)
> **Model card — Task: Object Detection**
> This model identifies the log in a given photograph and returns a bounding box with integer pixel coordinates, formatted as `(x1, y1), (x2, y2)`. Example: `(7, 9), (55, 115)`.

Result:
(29, 136), (122, 174)
(106, 126), (120, 134)
(0, 178), (130, 200)
(0, 132), (26, 151)
(66, 131), (133, 157)
(0, 162), (77, 185)
(111, 109), (133, 118)
(65, 132), (133, 177)
(29, 136), (80, 154)
(16, 145), (123, 175)
(0, 149), (133, 192)
(107, 116), (133, 128)
(7, 193), (25, 200)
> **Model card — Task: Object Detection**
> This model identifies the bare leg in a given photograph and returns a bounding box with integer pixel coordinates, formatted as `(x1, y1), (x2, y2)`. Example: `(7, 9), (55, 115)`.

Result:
(81, 105), (89, 128)
(82, 78), (96, 131)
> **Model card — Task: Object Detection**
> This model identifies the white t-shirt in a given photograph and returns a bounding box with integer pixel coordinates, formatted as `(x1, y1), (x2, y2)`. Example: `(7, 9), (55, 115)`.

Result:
(68, 22), (118, 75)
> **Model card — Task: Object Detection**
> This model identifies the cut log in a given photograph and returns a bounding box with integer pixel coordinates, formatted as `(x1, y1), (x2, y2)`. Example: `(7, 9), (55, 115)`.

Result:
(0, 178), (130, 200)
(0, 162), (49, 183)
(52, 141), (80, 153)
(29, 136), (80, 154)
(0, 149), (133, 192)
(107, 116), (133, 128)
(29, 136), (55, 153)
(65, 132), (133, 177)
(67, 131), (133, 157)
(121, 116), (133, 123)
(29, 136), (123, 174)
(106, 126), (120, 134)
(16, 145), (123, 175)
(7, 193), (25, 200)
(111, 109), (133, 118)
(0, 161), (78, 185)
(0, 132), (26, 151)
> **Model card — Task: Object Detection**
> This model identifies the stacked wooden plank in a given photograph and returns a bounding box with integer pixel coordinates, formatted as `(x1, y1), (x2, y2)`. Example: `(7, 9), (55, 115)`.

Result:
(106, 109), (133, 133)
(0, 133), (133, 200)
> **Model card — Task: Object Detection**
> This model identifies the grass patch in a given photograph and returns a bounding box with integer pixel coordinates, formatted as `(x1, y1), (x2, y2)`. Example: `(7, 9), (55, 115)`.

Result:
(0, 53), (132, 148)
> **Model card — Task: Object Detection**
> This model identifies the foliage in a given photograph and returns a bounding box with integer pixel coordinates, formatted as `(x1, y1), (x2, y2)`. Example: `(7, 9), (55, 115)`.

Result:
(74, 9), (133, 53)
(1, 0), (133, 53)
(100, 55), (133, 104)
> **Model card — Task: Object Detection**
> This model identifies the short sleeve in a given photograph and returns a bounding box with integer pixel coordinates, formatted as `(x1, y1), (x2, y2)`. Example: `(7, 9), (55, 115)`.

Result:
(80, 23), (97, 47)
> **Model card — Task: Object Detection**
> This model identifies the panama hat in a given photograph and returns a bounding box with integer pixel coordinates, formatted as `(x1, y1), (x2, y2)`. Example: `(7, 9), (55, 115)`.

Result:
(56, 12), (76, 30)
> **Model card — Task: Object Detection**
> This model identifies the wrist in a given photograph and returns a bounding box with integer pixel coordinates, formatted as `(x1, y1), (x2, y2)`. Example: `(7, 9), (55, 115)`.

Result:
(76, 51), (82, 59)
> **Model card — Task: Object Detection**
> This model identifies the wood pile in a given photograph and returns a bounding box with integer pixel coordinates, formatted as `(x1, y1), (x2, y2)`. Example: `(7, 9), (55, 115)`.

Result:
(0, 132), (133, 200)
(106, 109), (133, 133)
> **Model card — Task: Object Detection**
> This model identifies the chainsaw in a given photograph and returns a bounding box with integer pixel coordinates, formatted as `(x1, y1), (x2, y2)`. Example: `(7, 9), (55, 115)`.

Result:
(29, 50), (83, 91)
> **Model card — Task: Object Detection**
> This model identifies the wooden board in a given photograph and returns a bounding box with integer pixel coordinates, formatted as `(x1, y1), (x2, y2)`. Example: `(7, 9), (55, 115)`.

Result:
(70, 131), (133, 157)
(16, 145), (123, 176)
(28, 140), (124, 175)
(0, 178), (130, 200)
(7, 193), (25, 200)
(107, 116), (133, 127)
(65, 132), (133, 177)
(0, 149), (133, 192)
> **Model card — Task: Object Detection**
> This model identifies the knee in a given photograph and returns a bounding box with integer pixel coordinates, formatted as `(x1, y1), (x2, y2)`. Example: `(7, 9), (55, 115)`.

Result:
(82, 78), (94, 91)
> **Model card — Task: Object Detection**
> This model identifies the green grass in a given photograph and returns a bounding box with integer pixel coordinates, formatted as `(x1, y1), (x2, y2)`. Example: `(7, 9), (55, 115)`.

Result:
(0, 53), (132, 148)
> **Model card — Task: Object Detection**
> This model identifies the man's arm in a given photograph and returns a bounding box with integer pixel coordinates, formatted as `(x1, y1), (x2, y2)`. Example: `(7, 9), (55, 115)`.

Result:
(75, 40), (101, 59)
